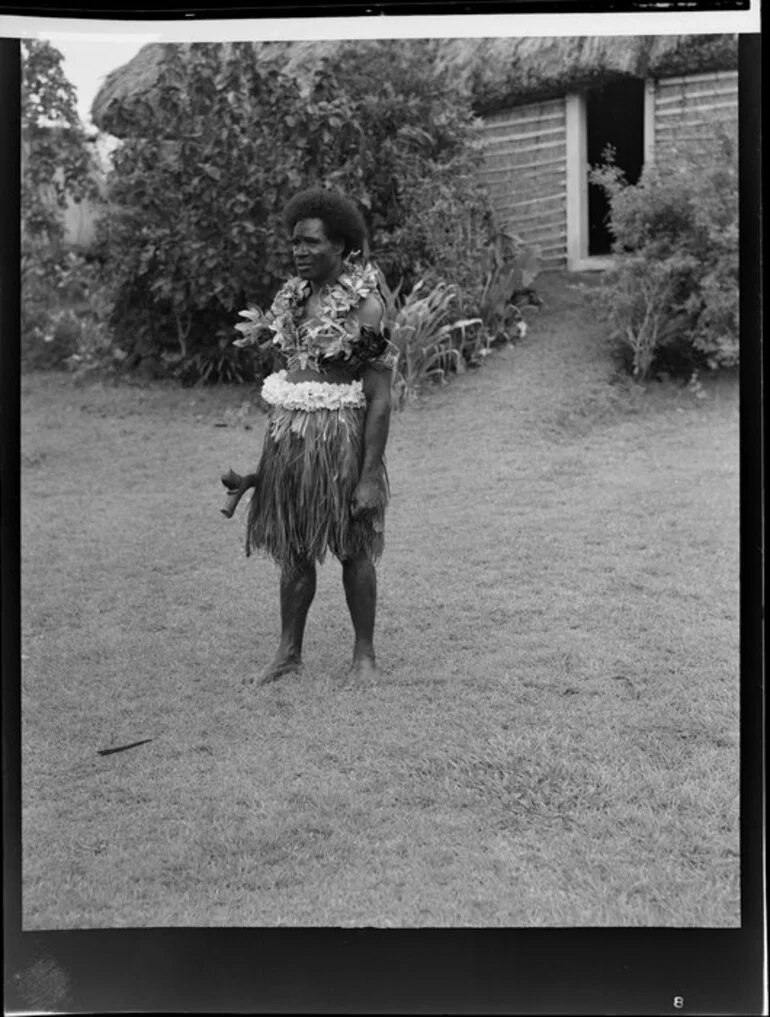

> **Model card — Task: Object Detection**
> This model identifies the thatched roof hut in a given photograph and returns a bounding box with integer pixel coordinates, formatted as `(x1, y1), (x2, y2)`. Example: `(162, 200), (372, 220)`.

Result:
(91, 35), (739, 270)
(465, 34), (738, 269)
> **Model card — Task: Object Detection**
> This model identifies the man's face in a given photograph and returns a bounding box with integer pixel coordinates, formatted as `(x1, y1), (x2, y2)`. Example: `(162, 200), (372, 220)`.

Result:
(291, 218), (343, 283)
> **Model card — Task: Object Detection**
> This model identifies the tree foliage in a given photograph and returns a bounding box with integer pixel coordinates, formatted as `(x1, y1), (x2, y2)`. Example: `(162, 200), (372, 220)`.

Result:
(101, 41), (496, 382)
(307, 41), (494, 295)
(21, 39), (97, 247)
(21, 39), (103, 371)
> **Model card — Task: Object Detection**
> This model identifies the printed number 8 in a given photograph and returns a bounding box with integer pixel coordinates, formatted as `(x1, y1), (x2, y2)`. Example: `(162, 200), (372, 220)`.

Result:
(674, 998), (684, 1009)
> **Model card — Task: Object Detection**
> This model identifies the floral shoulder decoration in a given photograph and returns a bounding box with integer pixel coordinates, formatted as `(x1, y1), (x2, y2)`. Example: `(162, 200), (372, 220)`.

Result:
(233, 253), (396, 372)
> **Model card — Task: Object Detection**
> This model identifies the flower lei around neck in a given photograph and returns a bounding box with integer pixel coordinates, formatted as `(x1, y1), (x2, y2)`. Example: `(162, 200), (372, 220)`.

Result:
(234, 253), (390, 372)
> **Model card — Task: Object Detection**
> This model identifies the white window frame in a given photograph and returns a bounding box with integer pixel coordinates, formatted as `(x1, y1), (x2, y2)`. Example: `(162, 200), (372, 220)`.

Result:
(644, 77), (656, 167)
(566, 80), (655, 272)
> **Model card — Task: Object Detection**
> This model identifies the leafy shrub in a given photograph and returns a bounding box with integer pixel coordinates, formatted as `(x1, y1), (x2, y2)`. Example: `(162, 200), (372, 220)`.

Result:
(21, 255), (72, 370)
(381, 229), (543, 406)
(308, 41), (496, 306)
(469, 230), (541, 345)
(384, 279), (459, 405)
(381, 275), (485, 407)
(588, 117), (738, 381)
(60, 257), (119, 379)
(21, 251), (117, 377)
(176, 333), (262, 387)
(100, 41), (498, 382)
(100, 43), (305, 383)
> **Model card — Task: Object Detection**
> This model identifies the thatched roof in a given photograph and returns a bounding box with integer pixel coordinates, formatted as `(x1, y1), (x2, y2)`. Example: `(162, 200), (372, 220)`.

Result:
(91, 34), (738, 136)
(435, 34), (738, 113)
(90, 39), (346, 136)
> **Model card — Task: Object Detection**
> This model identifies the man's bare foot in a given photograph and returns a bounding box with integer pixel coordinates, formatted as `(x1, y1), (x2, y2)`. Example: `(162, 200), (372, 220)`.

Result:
(347, 653), (378, 682)
(243, 652), (303, 687)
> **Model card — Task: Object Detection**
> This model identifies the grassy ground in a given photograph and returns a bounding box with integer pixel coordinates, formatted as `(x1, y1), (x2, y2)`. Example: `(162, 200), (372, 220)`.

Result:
(20, 274), (740, 928)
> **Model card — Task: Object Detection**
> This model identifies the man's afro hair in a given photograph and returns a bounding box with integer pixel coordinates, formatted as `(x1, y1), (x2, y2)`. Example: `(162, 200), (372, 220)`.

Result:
(283, 188), (369, 258)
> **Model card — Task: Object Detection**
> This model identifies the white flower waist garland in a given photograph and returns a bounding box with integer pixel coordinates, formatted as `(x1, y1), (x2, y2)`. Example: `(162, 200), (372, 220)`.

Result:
(233, 254), (392, 372)
(261, 370), (366, 412)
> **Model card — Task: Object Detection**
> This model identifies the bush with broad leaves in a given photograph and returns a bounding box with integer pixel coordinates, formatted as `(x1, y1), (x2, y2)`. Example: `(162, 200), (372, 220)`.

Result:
(587, 116), (738, 381)
(100, 41), (498, 383)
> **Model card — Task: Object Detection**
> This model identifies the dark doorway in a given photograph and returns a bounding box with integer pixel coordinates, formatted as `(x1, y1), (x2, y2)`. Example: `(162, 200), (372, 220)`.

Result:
(586, 77), (645, 256)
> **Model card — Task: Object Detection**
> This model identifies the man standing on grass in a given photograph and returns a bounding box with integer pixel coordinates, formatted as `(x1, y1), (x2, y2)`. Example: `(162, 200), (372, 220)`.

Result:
(223, 188), (397, 685)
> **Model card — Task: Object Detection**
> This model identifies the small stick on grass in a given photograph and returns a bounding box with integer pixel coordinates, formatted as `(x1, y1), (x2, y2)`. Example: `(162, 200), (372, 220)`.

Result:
(97, 739), (153, 757)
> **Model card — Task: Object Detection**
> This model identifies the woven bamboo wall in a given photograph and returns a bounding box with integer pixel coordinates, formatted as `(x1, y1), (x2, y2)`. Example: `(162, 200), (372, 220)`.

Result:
(477, 98), (568, 268)
(654, 70), (739, 164)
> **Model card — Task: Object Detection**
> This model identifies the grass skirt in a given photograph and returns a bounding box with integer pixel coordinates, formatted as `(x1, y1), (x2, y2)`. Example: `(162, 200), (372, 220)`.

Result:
(246, 402), (388, 567)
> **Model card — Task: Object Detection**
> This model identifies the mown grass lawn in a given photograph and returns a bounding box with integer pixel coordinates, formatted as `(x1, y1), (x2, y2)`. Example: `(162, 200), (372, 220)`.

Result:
(20, 274), (740, 928)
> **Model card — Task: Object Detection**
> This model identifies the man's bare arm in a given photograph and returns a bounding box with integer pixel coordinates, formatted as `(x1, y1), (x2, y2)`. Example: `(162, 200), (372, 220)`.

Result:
(360, 365), (392, 481)
(349, 293), (391, 516)
(350, 366), (391, 518)
(357, 291), (390, 480)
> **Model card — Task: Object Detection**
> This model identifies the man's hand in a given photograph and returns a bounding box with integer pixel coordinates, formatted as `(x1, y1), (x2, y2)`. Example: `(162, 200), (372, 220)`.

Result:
(351, 476), (384, 519)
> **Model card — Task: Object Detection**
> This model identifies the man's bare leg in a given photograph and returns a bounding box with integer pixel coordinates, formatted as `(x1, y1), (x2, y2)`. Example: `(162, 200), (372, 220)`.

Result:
(251, 560), (317, 685)
(342, 556), (378, 678)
